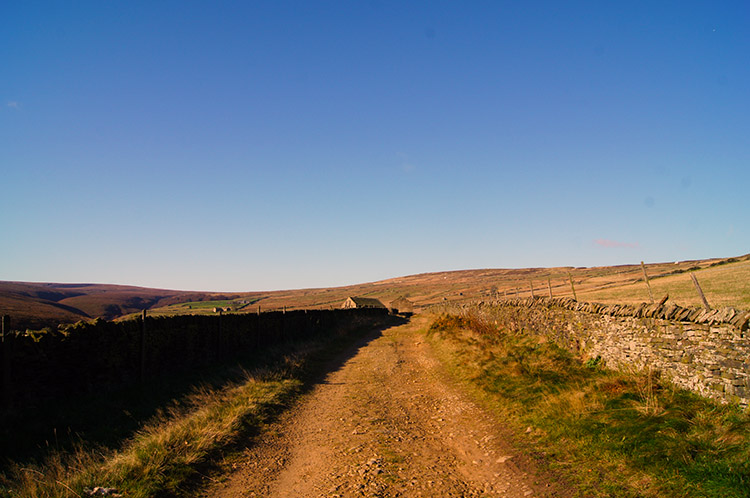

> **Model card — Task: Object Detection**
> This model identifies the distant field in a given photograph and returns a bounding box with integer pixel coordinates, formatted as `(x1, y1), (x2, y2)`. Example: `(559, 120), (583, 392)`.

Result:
(579, 258), (750, 309)
(145, 298), (261, 317)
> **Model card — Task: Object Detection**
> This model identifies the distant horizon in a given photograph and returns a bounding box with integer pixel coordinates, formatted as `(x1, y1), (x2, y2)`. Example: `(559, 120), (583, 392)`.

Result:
(2, 252), (744, 294)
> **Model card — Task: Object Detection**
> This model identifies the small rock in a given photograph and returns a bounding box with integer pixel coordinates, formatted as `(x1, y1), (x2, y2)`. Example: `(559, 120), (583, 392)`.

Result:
(496, 455), (513, 463)
(84, 488), (121, 497)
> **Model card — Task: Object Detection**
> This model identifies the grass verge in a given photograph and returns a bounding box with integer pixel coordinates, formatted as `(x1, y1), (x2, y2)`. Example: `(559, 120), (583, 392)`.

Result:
(1, 318), (397, 498)
(426, 311), (750, 498)
(5, 374), (299, 498)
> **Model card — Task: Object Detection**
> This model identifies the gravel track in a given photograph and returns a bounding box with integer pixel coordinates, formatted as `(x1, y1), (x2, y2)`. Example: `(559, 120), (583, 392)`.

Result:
(203, 316), (569, 497)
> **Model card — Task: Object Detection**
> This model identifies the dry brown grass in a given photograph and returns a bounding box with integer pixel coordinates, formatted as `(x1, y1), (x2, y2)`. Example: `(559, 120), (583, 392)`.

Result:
(541, 385), (604, 420)
(1, 366), (301, 498)
(579, 258), (750, 309)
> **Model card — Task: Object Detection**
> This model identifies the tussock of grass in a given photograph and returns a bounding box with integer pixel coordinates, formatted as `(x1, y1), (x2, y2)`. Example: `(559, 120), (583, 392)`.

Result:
(427, 311), (750, 498)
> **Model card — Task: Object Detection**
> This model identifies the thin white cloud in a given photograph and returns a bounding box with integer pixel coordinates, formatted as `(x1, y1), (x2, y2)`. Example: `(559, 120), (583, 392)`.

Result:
(7, 101), (21, 109)
(595, 239), (639, 249)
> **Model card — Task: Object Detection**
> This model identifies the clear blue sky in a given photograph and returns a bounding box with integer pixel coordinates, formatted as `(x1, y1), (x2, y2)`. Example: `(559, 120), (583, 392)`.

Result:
(2, 1), (748, 291)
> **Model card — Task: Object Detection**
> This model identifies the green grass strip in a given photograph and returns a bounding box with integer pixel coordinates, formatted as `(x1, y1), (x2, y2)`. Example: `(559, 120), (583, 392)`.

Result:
(426, 312), (750, 498)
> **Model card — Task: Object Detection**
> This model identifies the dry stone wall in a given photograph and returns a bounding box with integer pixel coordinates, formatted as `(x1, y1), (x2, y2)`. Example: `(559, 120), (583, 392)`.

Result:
(0, 308), (393, 412)
(491, 297), (750, 407)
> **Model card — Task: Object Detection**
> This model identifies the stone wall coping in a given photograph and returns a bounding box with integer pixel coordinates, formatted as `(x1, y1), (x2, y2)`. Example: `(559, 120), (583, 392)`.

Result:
(496, 297), (750, 330)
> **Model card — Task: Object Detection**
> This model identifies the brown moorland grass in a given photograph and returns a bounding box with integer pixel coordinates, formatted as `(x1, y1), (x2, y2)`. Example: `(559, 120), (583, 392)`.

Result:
(140, 254), (749, 315)
(4, 254), (747, 328)
(579, 257), (750, 309)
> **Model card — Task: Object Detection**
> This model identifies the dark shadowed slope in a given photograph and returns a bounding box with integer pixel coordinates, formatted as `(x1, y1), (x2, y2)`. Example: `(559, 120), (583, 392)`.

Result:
(0, 282), (214, 328)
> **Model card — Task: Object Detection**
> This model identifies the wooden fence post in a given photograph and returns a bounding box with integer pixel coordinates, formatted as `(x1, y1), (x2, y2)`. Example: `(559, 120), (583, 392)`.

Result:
(256, 309), (261, 349)
(529, 280), (535, 298)
(690, 274), (711, 311)
(140, 310), (147, 385)
(568, 274), (577, 301)
(547, 278), (553, 299)
(641, 261), (654, 304)
(1, 315), (11, 409)
(217, 309), (222, 360)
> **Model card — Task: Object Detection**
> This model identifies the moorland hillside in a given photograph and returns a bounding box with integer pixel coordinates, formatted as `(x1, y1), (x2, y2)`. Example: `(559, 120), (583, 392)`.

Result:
(2, 253), (747, 329)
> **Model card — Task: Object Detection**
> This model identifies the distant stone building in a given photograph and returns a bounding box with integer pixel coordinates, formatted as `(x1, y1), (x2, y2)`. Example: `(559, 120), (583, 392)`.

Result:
(341, 296), (386, 309)
(389, 296), (414, 314)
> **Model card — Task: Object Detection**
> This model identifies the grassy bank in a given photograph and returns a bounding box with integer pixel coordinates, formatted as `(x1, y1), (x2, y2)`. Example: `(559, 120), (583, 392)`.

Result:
(4, 374), (300, 498)
(1, 318), (396, 498)
(426, 311), (750, 497)
(578, 258), (750, 309)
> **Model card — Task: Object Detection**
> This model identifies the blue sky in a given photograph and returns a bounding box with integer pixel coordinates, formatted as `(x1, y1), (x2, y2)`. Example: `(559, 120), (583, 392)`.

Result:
(2, 1), (748, 291)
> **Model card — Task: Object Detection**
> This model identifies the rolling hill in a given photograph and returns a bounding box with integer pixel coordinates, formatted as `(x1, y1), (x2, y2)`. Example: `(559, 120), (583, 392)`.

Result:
(0, 282), (229, 329)
(2, 253), (748, 329)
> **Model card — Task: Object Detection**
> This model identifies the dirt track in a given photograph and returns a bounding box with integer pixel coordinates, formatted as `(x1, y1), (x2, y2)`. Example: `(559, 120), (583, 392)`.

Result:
(204, 316), (568, 497)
